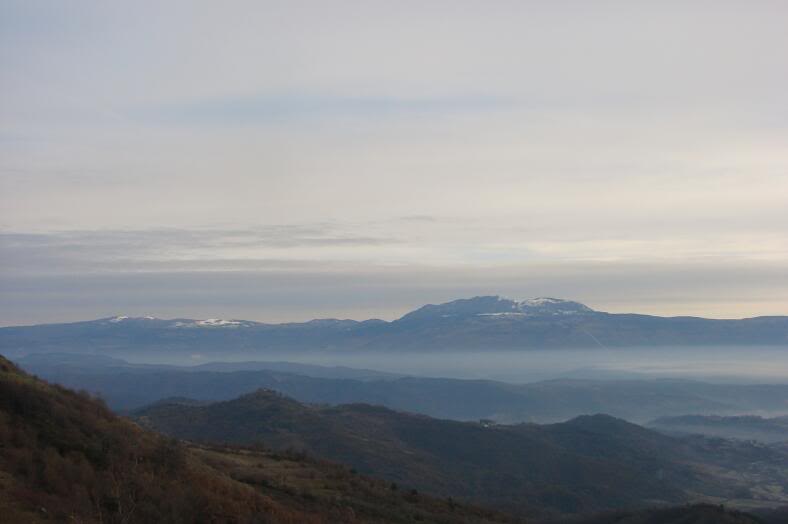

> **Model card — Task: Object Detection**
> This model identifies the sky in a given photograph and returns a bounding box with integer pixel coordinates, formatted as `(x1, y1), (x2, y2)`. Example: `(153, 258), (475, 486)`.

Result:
(1, 1), (787, 325)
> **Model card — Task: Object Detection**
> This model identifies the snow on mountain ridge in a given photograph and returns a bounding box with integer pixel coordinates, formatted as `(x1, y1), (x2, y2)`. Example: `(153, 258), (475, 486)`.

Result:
(101, 297), (594, 328)
(398, 295), (594, 322)
(478, 295), (593, 313)
(519, 297), (564, 306)
(515, 297), (593, 313)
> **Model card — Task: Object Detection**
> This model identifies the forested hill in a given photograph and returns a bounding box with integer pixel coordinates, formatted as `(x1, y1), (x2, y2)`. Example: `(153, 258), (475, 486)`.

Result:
(135, 388), (788, 516)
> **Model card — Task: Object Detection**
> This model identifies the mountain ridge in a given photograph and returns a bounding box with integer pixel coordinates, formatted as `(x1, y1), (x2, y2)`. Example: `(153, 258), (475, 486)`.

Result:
(12, 295), (788, 329)
(2, 295), (787, 357)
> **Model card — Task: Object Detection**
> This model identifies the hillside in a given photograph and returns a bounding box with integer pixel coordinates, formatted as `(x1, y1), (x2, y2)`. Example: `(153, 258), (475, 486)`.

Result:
(0, 354), (520, 523)
(1, 353), (781, 523)
(134, 389), (788, 516)
(3, 296), (787, 358)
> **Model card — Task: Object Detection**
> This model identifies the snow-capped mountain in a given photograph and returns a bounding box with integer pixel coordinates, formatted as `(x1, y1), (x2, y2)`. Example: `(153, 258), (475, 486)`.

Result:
(398, 296), (594, 322)
(2, 296), (787, 357)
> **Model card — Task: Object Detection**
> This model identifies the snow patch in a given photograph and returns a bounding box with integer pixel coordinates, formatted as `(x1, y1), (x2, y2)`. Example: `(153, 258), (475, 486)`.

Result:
(196, 318), (243, 326)
(108, 315), (158, 323)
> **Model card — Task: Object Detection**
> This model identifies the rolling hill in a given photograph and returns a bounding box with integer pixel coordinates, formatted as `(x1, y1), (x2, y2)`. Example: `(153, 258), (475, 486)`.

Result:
(134, 389), (788, 516)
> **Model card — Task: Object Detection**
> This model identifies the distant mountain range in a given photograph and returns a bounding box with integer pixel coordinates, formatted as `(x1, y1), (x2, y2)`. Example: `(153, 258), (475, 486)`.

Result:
(2, 296), (787, 357)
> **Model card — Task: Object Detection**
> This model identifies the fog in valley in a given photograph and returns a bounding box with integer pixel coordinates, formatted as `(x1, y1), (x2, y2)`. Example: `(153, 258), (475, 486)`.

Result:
(114, 346), (788, 385)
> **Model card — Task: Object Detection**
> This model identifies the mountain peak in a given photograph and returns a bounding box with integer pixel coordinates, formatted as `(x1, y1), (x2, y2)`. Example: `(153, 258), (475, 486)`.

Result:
(398, 295), (594, 321)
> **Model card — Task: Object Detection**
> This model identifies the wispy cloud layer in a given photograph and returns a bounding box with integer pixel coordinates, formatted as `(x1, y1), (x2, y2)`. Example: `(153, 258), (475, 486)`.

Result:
(1, 1), (787, 323)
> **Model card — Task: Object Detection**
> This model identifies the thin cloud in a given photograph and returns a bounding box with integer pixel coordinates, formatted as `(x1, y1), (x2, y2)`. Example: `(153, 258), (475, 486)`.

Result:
(141, 94), (513, 125)
(0, 227), (402, 275)
(1, 2), (786, 322)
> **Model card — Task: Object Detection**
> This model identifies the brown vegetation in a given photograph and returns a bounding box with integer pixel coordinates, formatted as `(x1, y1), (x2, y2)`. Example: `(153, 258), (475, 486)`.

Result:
(0, 355), (517, 523)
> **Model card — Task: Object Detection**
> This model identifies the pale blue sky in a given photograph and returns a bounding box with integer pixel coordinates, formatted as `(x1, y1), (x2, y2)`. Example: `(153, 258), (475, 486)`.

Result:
(1, 1), (787, 324)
